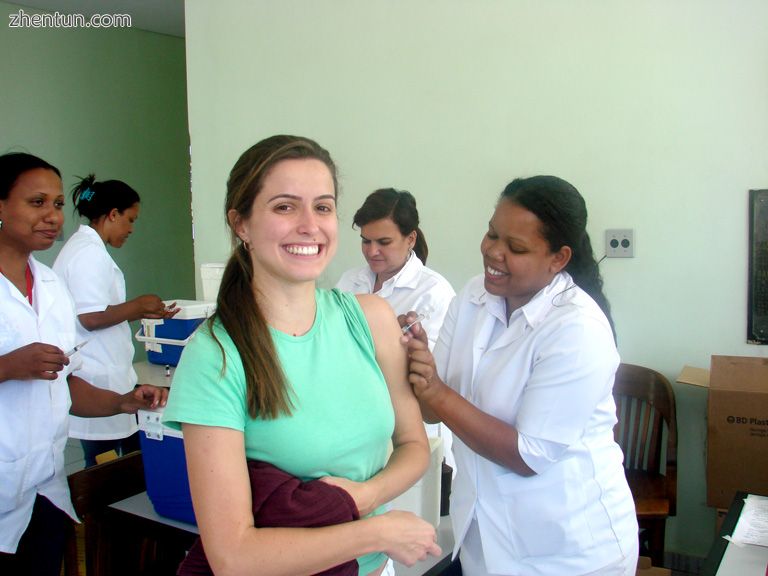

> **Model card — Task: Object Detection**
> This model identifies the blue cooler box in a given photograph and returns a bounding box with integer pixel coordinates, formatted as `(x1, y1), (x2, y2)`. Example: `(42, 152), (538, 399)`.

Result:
(135, 300), (215, 366)
(138, 408), (196, 525)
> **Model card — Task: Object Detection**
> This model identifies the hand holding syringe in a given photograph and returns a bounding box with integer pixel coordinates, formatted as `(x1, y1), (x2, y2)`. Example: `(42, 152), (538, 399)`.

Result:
(401, 313), (427, 335)
(65, 340), (89, 357)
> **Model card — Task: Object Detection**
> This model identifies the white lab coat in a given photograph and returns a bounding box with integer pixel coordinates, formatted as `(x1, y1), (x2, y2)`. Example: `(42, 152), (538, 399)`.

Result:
(0, 257), (80, 553)
(336, 251), (457, 467)
(336, 252), (455, 351)
(53, 225), (138, 440)
(436, 273), (638, 576)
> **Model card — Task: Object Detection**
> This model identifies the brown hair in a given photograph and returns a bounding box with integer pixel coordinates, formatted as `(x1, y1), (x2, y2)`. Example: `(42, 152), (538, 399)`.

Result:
(211, 135), (338, 419)
(353, 188), (428, 264)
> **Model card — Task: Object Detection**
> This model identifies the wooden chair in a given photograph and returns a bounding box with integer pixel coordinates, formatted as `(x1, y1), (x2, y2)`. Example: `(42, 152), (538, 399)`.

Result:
(613, 363), (677, 567)
(64, 450), (146, 576)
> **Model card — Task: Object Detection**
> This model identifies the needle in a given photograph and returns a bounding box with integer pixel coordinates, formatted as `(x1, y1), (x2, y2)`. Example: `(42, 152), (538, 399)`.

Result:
(65, 340), (89, 357)
(401, 313), (426, 334)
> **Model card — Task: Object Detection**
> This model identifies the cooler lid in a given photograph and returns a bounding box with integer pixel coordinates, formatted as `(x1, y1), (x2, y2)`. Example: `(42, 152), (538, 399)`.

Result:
(164, 300), (216, 320)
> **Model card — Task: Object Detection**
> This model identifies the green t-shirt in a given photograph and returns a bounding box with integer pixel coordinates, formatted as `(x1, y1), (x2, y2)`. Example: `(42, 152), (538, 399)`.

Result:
(163, 288), (394, 574)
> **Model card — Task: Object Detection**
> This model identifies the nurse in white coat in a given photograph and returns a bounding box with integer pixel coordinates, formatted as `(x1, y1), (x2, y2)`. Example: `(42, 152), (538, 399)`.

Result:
(0, 153), (168, 576)
(403, 176), (638, 576)
(336, 188), (456, 466)
(53, 175), (178, 466)
(336, 189), (454, 350)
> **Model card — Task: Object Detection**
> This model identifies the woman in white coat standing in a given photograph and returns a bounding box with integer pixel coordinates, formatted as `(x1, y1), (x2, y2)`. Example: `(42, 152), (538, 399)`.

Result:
(336, 189), (455, 350)
(54, 175), (177, 466)
(403, 176), (638, 576)
(336, 188), (456, 468)
(0, 152), (167, 576)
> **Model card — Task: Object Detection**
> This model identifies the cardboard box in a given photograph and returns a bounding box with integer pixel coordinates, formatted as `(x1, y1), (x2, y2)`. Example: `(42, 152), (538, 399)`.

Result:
(636, 556), (671, 575)
(677, 356), (768, 509)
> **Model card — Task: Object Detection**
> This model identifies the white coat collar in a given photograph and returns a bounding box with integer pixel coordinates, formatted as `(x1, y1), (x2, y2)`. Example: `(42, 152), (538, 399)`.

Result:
(466, 272), (574, 357)
(388, 251), (423, 288)
(0, 256), (61, 322)
(77, 223), (104, 243)
(74, 223), (120, 274)
(375, 251), (423, 296)
(467, 275), (490, 306)
(467, 271), (574, 328)
(517, 271), (574, 328)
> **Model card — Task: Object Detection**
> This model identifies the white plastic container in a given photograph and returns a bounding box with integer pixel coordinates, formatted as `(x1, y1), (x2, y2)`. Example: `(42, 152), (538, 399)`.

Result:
(135, 299), (216, 366)
(200, 262), (226, 301)
(388, 437), (443, 527)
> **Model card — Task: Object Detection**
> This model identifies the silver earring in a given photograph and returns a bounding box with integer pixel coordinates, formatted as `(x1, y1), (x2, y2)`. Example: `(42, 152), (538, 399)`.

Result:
(0, 219), (3, 230)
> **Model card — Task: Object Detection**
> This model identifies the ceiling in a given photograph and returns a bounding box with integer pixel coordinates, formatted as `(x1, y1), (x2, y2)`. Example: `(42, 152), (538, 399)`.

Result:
(9, 0), (185, 37)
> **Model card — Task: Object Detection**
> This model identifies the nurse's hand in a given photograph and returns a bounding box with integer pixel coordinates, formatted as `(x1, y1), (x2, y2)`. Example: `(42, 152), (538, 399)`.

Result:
(319, 476), (376, 516)
(398, 311), (428, 345)
(118, 384), (169, 413)
(402, 329), (446, 405)
(375, 510), (441, 566)
(0, 342), (68, 382)
(132, 294), (180, 320)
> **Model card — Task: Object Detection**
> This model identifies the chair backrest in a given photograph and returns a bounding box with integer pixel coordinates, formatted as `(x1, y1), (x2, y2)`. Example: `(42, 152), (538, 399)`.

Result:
(65, 450), (147, 576)
(68, 450), (146, 517)
(613, 363), (678, 480)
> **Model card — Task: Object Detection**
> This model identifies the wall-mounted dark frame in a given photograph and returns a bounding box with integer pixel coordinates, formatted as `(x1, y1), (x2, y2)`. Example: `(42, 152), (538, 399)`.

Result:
(748, 189), (768, 344)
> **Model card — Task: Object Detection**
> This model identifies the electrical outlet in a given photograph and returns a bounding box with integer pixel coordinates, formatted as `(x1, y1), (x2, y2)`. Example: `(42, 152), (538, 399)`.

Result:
(605, 229), (634, 258)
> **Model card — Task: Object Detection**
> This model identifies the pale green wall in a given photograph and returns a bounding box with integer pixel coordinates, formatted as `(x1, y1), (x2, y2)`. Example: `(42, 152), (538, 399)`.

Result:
(185, 0), (768, 558)
(0, 1), (194, 358)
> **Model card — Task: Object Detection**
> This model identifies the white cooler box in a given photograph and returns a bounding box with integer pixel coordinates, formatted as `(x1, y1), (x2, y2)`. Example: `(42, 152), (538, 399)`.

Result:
(138, 408), (196, 525)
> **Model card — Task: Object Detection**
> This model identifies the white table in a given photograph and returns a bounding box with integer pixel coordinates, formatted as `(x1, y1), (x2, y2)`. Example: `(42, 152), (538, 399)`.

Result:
(704, 491), (768, 576)
(110, 491), (198, 534)
(134, 360), (175, 387)
(716, 542), (768, 575)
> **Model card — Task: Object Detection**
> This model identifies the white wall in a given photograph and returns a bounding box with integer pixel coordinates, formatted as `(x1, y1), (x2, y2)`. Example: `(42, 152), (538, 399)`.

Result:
(185, 0), (768, 557)
(0, 1), (194, 360)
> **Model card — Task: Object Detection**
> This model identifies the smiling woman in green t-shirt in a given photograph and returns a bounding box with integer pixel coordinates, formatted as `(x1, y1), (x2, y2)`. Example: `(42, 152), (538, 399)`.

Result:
(162, 135), (441, 576)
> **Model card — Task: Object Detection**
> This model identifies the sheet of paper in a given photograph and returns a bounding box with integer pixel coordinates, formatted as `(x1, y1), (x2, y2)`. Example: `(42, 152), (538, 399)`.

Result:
(730, 494), (768, 547)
